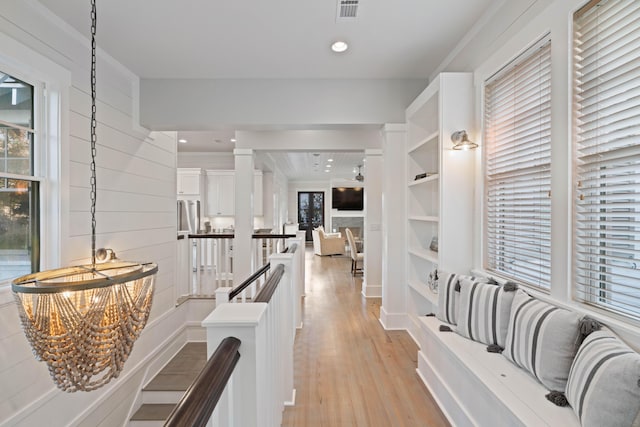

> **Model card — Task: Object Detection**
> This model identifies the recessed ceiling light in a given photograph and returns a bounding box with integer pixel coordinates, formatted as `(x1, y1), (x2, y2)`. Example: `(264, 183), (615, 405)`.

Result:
(325, 169), (331, 173)
(178, 139), (187, 143)
(230, 138), (236, 143)
(331, 41), (348, 53)
(328, 158), (334, 162)
(326, 164), (331, 168)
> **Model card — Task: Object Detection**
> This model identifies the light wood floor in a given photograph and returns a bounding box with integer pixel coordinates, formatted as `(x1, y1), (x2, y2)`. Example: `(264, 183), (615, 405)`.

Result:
(282, 247), (449, 427)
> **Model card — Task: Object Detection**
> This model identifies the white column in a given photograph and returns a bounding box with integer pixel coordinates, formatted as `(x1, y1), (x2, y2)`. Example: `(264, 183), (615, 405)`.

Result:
(286, 236), (305, 329)
(380, 124), (408, 329)
(363, 149), (383, 298)
(234, 148), (254, 283)
(263, 171), (275, 230)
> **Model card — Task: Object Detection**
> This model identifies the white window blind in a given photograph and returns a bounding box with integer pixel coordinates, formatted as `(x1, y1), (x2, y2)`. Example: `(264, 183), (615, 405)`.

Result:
(573, 0), (640, 318)
(484, 36), (552, 288)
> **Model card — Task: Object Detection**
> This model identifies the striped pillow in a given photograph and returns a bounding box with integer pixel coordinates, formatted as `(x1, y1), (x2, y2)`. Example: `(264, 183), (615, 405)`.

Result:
(566, 329), (640, 427)
(436, 273), (486, 325)
(456, 279), (515, 348)
(504, 290), (582, 391)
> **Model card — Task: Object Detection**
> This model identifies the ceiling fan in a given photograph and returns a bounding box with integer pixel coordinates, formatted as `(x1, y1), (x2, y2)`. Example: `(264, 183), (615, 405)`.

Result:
(354, 165), (364, 182)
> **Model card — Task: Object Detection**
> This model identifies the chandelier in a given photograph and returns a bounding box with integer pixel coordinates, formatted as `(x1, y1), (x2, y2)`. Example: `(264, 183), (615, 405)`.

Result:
(11, 0), (157, 392)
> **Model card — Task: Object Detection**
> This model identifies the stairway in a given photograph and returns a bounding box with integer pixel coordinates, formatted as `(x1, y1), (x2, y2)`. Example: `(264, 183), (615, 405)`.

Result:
(129, 342), (207, 426)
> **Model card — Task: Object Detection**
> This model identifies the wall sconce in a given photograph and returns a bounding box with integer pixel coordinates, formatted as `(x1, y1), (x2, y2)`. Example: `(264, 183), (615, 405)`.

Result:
(451, 130), (478, 150)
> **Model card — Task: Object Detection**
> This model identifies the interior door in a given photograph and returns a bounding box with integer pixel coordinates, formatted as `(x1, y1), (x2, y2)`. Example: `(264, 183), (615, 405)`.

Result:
(298, 192), (324, 241)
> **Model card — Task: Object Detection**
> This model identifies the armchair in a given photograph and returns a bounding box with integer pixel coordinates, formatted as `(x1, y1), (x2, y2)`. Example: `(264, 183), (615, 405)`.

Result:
(312, 227), (344, 256)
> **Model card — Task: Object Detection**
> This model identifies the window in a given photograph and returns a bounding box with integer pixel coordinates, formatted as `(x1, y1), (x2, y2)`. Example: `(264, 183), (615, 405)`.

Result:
(484, 35), (552, 289)
(573, 0), (640, 318)
(0, 71), (39, 283)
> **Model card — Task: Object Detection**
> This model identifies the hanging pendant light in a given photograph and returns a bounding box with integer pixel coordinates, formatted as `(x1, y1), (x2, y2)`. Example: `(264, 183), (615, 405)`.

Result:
(11, 0), (157, 393)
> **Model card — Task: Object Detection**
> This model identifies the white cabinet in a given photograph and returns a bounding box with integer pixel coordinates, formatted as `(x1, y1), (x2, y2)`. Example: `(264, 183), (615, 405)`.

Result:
(205, 170), (264, 217)
(177, 168), (205, 197)
(406, 73), (475, 314)
(206, 171), (235, 216)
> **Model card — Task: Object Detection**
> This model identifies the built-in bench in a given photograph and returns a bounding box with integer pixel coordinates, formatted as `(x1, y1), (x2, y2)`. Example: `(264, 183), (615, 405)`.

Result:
(416, 316), (580, 427)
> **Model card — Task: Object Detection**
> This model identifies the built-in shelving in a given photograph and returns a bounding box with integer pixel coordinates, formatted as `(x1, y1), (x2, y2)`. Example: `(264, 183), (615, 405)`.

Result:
(408, 247), (438, 264)
(408, 215), (439, 223)
(407, 130), (439, 153)
(408, 278), (438, 305)
(405, 72), (475, 328)
(408, 174), (439, 187)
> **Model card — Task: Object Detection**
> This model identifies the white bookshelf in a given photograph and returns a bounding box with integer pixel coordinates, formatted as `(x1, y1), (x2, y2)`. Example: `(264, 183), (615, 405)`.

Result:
(405, 73), (475, 328)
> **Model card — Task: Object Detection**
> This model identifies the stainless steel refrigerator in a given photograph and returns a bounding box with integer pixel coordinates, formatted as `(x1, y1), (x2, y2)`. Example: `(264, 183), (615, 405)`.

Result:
(177, 200), (201, 233)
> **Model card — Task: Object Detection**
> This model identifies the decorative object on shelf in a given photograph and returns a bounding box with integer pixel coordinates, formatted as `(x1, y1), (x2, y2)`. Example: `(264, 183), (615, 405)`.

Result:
(354, 164), (364, 182)
(428, 268), (439, 293)
(430, 236), (439, 252)
(451, 130), (478, 151)
(11, 0), (157, 393)
(414, 172), (437, 181)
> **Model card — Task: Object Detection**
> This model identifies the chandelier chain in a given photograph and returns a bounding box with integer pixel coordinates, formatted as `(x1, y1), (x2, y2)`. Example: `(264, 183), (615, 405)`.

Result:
(90, 0), (97, 266)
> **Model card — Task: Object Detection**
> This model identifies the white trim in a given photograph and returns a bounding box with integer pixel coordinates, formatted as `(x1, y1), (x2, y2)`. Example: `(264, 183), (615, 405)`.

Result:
(378, 307), (407, 330)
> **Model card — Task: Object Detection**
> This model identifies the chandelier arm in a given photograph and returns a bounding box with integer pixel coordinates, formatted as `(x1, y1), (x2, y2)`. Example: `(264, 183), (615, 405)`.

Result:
(90, 0), (98, 267)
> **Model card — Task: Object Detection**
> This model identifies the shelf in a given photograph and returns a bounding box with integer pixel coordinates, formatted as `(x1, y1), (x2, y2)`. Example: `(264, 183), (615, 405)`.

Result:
(408, 174), (439, 187)
(408, 278), (438, 305)
(408, 131), (439, 153)
(408, 215), (439, 223)
(408, 246), (439, 263)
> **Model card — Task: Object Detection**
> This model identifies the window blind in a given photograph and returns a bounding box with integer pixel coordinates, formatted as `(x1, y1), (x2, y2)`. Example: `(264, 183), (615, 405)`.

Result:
(484, 36), (552, 288)
(574, 0), (640, 318)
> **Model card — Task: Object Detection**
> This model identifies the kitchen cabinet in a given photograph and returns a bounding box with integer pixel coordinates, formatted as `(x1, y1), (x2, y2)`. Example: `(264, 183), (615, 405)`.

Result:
(177, 168), (205, 197)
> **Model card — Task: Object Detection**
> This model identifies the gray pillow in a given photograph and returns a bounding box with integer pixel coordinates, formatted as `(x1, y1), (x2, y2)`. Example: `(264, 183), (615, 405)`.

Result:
(436, 272), (487, 325)
(566, 328), (640, 427)
(456, 278), (516, 348)
(503, 290), (582, 391)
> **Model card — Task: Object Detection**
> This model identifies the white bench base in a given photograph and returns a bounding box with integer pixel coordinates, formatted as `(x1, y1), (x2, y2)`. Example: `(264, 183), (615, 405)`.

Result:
(417, 316), (579, 427)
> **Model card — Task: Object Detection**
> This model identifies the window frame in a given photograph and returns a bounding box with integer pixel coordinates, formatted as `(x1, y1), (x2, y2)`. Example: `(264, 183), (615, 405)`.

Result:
(571, 0), (640, 320)
(482, 34), (553, 290)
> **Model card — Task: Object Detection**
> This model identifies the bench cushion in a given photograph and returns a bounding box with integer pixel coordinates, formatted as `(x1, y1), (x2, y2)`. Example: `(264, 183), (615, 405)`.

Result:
(504, 290), (582, 391)
(566, 328), (640, 427)
(456, 279), (516, 348)
(436, 272), (488, 325)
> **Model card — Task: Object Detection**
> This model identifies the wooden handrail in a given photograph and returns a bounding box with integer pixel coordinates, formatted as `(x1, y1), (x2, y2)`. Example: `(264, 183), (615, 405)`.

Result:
(187, 233), (296, 239)
(229, 262), (271, 300)
(253, 264), (285, 303)
(164, 337), (241, 427)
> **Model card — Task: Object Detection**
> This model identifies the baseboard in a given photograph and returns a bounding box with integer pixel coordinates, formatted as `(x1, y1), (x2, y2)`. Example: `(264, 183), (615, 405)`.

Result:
(379, 307), (407, 330)
(361, 283), (382, 298)
(284, 388), (297, 407)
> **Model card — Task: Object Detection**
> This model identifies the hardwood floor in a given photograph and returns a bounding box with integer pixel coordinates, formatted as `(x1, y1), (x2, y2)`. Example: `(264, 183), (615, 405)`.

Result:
(282, 247), (449, 427)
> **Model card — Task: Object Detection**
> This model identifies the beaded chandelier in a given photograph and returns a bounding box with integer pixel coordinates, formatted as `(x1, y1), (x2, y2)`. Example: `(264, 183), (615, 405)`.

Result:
(11, 0), (157, 392)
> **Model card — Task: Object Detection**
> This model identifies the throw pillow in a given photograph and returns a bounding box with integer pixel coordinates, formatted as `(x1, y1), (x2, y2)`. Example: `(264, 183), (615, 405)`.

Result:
(503, 290), (582, 391)
(456, 278), (516, 349)
(436, 272), (488, 325)
(566, 328), (640, 427)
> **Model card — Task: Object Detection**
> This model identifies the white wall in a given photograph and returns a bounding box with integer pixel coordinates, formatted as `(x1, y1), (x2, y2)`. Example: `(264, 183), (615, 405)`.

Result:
(141, 79), (427, 130)
(0, 2), (182, 426)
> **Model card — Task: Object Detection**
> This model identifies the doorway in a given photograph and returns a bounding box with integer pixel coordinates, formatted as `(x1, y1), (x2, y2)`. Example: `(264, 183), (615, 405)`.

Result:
(298, 192), (324, 241)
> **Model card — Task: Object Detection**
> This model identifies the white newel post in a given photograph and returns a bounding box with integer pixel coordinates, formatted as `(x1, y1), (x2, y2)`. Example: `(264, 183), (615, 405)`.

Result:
(203, 303), (268, 427)
(295, 230), (307, 296)
(202, 253), (296, 427)
(268, 252), (296, 407)
(234, 148), (254, 283)
(215, 287), (233, 307)
(286, 237), (305, 329)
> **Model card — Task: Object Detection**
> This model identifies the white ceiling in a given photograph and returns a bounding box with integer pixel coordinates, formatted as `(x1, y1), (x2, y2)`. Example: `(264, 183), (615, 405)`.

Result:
(38, 0), (496, 79)
(177, 131), (236, 152)
(265, 151), (365, 181)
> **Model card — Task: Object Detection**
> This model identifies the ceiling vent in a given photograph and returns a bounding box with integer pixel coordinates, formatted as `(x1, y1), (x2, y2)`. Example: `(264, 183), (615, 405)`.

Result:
(336, 0), (359, 21)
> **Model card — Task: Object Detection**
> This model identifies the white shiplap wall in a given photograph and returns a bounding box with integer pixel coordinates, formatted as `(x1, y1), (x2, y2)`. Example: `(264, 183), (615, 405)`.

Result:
(0, 2), (181, 426)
